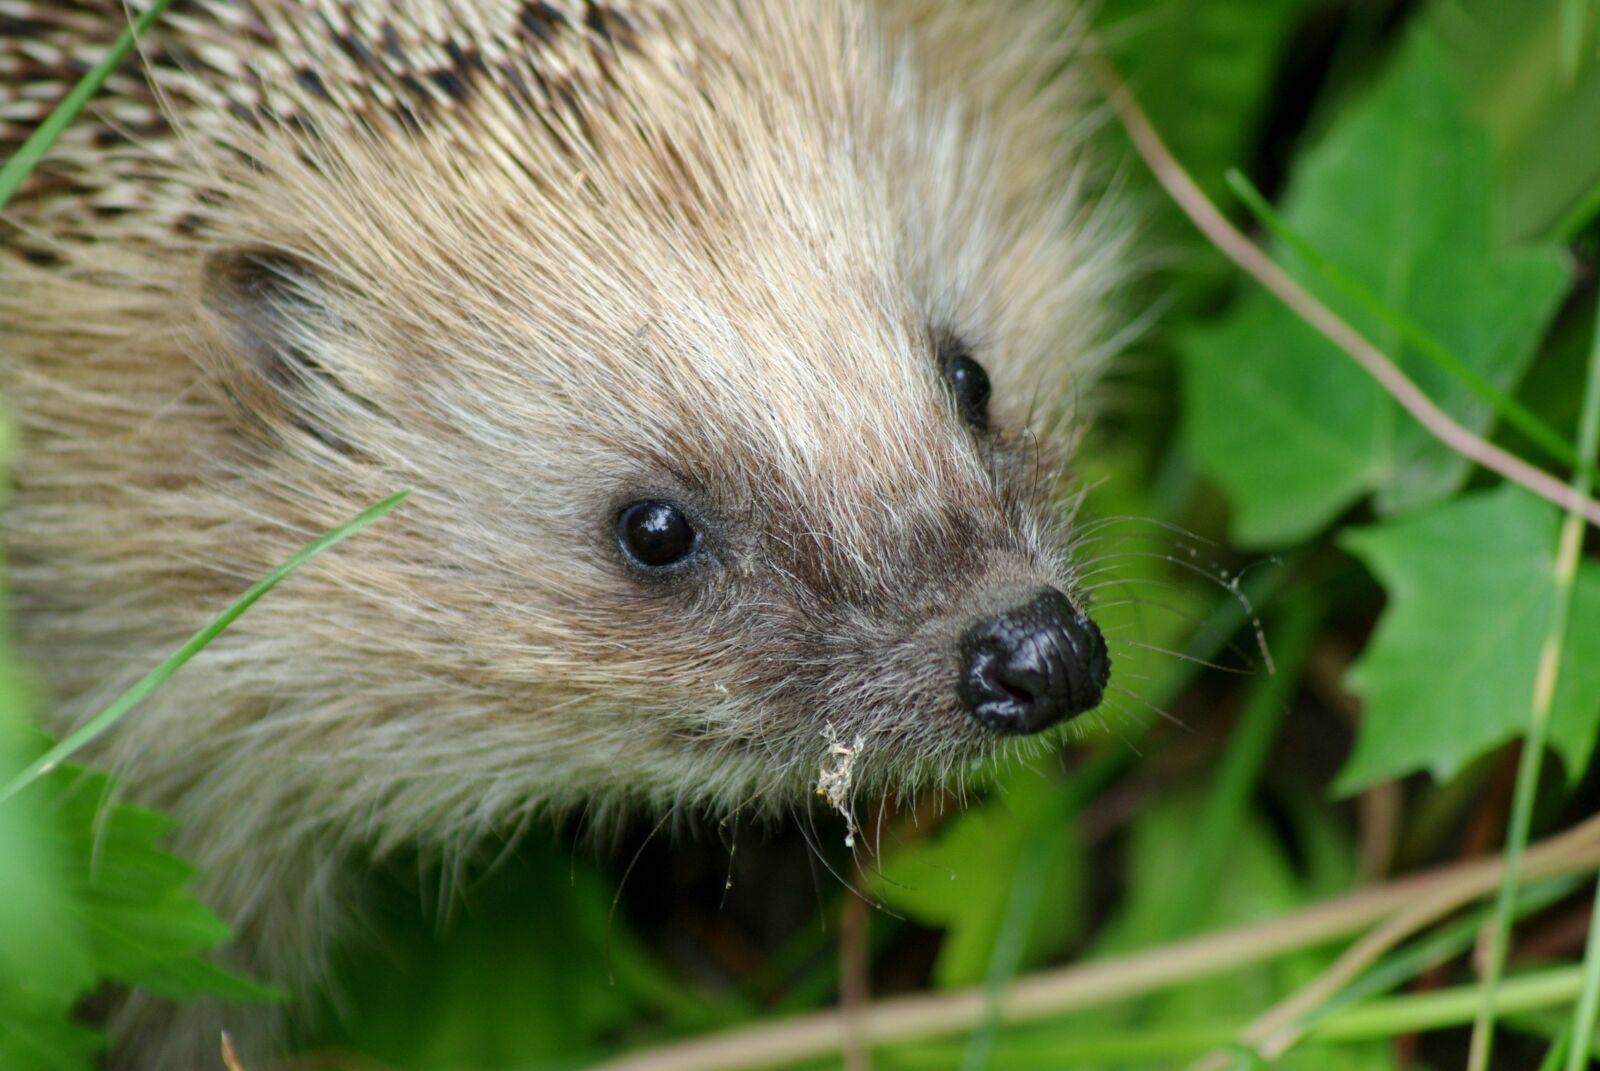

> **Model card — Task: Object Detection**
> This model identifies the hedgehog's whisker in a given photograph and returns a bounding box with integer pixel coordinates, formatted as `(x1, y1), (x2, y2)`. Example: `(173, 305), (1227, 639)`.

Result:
(1105, 682), (1192, 732)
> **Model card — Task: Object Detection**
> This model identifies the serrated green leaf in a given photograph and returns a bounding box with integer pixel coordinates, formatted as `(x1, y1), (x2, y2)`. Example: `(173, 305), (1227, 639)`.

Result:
(1182, 31), (1570, 547)
(1337, 485), (1600, 792)
(0, 410), (99, 1071)
(0, 988), (104, 1071)
(1, 729), (278, 1068)
(0, 730), (100, 1071)
(28, 754), (282, 1004)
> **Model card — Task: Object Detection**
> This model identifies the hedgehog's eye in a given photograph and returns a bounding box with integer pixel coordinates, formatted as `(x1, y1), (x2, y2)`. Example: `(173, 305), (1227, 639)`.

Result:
(617, 500), (699, 570)
(944, 351), (992, 432)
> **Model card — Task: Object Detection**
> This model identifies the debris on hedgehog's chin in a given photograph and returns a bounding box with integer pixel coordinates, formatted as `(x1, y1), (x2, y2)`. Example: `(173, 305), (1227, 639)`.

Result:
(816, 722), (866, 848)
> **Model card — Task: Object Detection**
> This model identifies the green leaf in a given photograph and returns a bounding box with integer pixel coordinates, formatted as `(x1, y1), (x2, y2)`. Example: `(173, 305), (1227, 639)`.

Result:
(1182, 30), (1570, 547)
(1337, 484), (1600, 792)
(0, 990), (104, 1071)
(0, 729), (101, 1071)
(874, 757), (1083, 988)
(0, 405), (94, 1068)
(1431, 0), (1600, 241)
(323, 838), (671, 1069)
(19, 749), (282, 1004)
(1096, 0), (1312, 202)
(0, 415), (272, 1069)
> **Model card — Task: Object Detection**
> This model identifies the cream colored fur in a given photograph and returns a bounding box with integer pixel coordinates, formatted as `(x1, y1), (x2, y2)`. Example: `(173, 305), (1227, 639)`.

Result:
(0, 0), (1123, 1064)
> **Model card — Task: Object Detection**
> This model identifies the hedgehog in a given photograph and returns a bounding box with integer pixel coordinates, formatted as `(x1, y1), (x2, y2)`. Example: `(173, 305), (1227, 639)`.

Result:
(0, 0), (1124, 1063)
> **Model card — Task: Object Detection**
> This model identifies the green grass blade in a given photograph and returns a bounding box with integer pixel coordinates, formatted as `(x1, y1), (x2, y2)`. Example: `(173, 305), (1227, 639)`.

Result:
(0, 0), (176, 211)
(1554, 178), (1600, 243)
(1566, 888), (1600, 1071)
(1564, 301), (1600, 1071)
(1470, 295), (1600, 1071)
(1561, 0), (1593, 82)
(1319, 966), (1586, 1042)
(1543, 1022), (1574, 1071)
(1225, 169), (1595, 485)
(0, 490), (410, 805)
(892, 967), (1589, 1066)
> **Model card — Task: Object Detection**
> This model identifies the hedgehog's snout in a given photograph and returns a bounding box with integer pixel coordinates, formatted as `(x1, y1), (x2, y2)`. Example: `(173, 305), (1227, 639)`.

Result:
(956, 588), (1110, 735)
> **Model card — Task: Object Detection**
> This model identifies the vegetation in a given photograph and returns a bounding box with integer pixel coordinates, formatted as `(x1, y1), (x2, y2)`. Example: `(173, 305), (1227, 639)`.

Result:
(3, 0), (1599, 1068)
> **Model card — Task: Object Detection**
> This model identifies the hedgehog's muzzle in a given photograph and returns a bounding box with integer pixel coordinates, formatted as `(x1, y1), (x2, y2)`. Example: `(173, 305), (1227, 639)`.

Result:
(955, 587), (1110, 735)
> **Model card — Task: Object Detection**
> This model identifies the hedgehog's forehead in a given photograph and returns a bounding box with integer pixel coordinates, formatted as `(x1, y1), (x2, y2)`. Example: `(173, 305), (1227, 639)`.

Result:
(606, 295), (983, 501)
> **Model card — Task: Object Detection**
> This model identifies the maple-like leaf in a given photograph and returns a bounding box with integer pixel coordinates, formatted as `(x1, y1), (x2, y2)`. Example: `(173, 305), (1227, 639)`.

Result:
(1182, 31), (1569, 547)
(1337, 485), (1600, 791)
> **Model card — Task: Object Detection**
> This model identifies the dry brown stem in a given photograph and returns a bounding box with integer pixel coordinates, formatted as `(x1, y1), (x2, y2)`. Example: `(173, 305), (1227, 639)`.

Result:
(1085, 52), (1600, 529)
(1183, 811), (1600, 1070)
(839, 877), (873, 1071)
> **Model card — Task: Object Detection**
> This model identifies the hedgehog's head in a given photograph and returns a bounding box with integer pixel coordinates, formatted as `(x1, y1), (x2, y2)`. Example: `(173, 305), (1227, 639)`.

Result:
(183, 0), (1122, 831)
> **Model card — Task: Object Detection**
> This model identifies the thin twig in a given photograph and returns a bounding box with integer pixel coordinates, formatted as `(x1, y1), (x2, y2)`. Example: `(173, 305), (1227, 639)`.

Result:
(839, 878), (872, 1071)
(1085, 52), (1600, 530)
(221, 1034), (247, 1071)
(590, 814), (1600, 1071)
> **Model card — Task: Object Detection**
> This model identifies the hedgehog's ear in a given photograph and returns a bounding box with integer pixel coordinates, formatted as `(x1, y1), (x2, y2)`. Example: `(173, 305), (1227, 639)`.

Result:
(198, 248), (356, 443)
(201, 248), (330, 389)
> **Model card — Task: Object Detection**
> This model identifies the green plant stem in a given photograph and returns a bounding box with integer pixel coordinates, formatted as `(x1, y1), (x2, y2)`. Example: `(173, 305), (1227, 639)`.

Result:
(1566, 889), (1600, 1071)
(1225, 169), (1594, 485)
(0, 491), (410, 805)
(1306, 877), (1578, 1026)
(1542, 1022), (1574, 1071)
(1321, 966), (1584, 1041)
(0, 0), (176, 210)
(1564, 301), (1600, 1071)
(1471, 298), (1600, 1071)
(893, 967), (1587, 1068)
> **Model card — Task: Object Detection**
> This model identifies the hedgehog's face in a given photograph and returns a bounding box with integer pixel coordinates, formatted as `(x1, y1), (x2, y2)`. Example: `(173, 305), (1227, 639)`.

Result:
(545, 299), (1114, 806)
(600, 340), (1110, 751)
(197, 242), (1112, 814)
(184, 0), (1121, 817)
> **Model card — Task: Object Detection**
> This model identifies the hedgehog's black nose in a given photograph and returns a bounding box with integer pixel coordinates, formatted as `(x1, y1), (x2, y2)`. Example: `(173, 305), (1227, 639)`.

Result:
(957, 587), (1110, 734)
